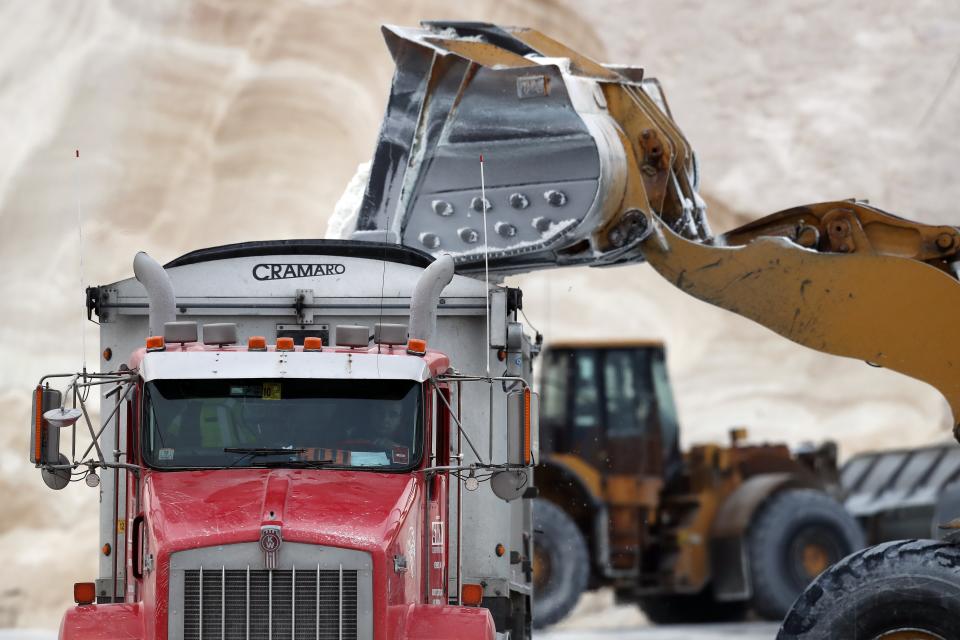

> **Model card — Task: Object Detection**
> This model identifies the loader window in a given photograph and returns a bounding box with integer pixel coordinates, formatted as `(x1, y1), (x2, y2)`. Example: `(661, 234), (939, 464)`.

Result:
(651, 351), (680, 461)
(142, 378), (422, 471)
(540, 349), (569, 426)
(603, 349), (653, 437)
(571, 350), (601, 428)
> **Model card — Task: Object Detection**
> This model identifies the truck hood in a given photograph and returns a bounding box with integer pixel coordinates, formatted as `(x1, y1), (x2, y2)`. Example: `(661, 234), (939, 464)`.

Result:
(143, 468), (420, 554)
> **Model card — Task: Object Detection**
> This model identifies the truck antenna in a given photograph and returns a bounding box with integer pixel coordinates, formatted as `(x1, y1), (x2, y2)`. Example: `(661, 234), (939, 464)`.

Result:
(480, 154), (490, 377)
(74, 149), (87, 374)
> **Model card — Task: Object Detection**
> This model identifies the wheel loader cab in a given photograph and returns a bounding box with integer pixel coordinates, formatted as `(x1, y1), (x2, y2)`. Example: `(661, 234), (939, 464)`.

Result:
(539, 341), (681, 478)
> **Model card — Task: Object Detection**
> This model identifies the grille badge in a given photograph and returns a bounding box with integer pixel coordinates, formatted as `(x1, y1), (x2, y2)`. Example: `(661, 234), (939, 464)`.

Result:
(259, 525), (282, 569)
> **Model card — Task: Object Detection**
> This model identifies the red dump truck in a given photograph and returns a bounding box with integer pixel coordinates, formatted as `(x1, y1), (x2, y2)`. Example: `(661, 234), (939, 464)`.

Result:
(35, 244), (539, 639)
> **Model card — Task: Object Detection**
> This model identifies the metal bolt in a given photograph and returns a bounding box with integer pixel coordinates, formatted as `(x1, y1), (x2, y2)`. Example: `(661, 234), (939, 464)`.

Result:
(432, 199), (454, 217)
(459, 227), (480, 243)
(509, 193), (529, 209)
(937, 233), (954, 250)
(471, 196), (492, 213)
(544, 190), (567, 207)
(532, 217), (552, 233)
(495, 222), (518, 238)
(419, 232), (441, 249)
(608, 226), (626, 248)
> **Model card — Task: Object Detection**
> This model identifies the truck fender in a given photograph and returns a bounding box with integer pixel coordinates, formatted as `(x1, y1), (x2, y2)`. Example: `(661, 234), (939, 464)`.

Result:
(59, 603), (143, 640)
(709, 472), (821, 601)
(398, 604), (496, 640)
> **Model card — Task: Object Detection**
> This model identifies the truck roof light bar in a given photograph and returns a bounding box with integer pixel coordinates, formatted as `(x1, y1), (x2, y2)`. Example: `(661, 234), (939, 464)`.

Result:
(406, 338), (427, 356)
(373, 323), (408, 346)
(145, 336), (165, 352)
(202, 323), (238, 347)
(247, 336), (267, 351)
(276, 337), (295, 352)
(163, 321), (198, 344)
(303, 337), (323, 351)
(335, 325), (371, 348)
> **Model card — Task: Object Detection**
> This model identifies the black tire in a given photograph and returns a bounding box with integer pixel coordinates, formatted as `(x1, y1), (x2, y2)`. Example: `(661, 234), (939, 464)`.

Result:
(748, 489), (864, 620)
(779, 539), (960, 639)
(532, 498), (589, 628)
(638, 590), (748, 625)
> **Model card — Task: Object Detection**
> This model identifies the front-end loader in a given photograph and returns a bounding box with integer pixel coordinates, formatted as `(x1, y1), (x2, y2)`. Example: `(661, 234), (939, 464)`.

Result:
(533, 340), (857, 627)
(328, 21), (960, 638)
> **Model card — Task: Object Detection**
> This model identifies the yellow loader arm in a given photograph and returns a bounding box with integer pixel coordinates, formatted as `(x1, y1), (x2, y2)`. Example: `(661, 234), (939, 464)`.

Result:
(348, 22), (960, 437)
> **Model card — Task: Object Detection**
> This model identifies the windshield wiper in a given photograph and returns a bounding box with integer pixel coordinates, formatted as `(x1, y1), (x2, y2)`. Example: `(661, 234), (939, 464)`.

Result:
(261, 459), (336, 468)
(224, 447), (307, 469)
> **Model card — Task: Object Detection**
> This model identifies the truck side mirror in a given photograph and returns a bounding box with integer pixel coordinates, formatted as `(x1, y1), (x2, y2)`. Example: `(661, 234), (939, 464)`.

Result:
(494, 388), (540, 502)
(31, 386), (72, 490)
(30, 386), (63, 467)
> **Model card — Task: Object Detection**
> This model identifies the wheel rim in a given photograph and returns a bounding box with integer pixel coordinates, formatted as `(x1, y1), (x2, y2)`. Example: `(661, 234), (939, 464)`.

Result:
(801, 542), (830, 577)
(787, 524), (846, 585)
(533, 542), (552, 593)
(874, 629), (946, 640)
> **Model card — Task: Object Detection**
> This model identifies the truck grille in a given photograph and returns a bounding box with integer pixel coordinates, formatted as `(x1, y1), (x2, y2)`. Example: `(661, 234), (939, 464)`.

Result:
(182, 567), (358, 640)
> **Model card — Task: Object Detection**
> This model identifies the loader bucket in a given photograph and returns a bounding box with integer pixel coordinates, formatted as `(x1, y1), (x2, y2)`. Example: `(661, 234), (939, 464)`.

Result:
(339, 21), (707, 275)
(841, 443), (960, 542)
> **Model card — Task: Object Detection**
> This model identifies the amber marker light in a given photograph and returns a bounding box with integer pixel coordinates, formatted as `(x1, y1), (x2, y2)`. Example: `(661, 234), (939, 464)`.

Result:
(523, 387), (532, 465)
(34, 385), (43, 463)
(276, 337), (295, 352)
(406, 338), (427, 356)
(74, 582), (96, 606)
(145, 336), (165, 352)
(248, 336), (267, 351)
(461, 583), (484, 606)
(303, 337), (323, 351)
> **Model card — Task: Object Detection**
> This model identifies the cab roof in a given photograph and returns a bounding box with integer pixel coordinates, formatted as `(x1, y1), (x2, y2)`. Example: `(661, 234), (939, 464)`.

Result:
(131, 343), (450, 382)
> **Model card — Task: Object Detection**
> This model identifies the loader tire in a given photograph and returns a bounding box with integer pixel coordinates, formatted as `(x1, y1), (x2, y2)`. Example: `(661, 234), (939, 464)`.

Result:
(748, 488), (864, 620)
(532, 498), (589, 629)
(638, 590), (747, 625)
(778, 539), (960, 639)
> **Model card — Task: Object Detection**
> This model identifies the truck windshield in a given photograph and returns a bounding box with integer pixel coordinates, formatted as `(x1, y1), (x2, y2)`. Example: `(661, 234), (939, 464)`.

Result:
(142, 378), (422, 470)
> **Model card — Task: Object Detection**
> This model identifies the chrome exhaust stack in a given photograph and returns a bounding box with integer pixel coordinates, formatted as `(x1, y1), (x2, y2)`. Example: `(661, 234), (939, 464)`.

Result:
(133, 252), (176, 336)
(408, 254), (455, 347)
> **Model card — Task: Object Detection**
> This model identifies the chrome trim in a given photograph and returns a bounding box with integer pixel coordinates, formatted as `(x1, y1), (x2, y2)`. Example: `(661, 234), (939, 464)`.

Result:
(169, 542), (373, 640)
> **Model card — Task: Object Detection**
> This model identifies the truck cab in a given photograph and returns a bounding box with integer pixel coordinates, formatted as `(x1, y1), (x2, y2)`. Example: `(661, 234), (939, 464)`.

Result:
(34, 240), (539, 640)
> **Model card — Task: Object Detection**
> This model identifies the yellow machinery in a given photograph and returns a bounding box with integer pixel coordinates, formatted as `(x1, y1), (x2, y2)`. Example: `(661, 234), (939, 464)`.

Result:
(339, 22), (960, 638)
(533, 340), (855, 627)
